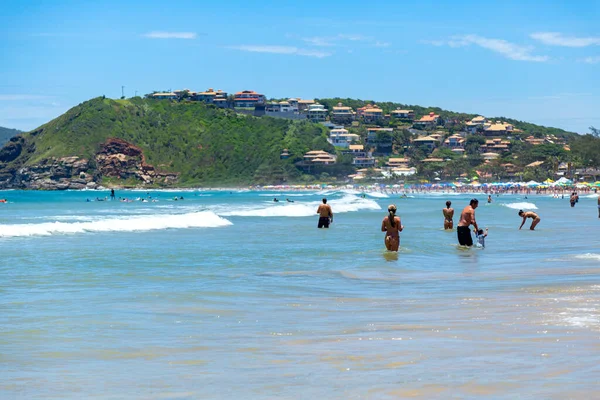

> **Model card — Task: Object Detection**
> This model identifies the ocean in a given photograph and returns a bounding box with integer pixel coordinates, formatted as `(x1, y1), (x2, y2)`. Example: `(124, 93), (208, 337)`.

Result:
(1, 189), (599, 399)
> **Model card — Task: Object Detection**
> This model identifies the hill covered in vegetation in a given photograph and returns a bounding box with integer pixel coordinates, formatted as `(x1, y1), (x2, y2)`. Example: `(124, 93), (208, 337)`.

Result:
(0, 126), (21, 146)
(0, 97), (333, 188)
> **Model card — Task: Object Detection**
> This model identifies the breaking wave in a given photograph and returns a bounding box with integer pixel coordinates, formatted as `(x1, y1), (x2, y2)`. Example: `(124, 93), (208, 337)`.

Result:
(0, 211), (231, 238)
(220, 195), (381, 217)
(501, 202), (538, 210)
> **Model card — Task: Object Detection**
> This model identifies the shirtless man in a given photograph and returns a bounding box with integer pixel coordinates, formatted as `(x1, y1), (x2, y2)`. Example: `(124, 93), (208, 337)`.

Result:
(381, 204), (403, 251)
(457, 199), (479, 247)
(442, 200), (454, 230)
(518, 210), (541, 230)
(316, 198), (333, 228)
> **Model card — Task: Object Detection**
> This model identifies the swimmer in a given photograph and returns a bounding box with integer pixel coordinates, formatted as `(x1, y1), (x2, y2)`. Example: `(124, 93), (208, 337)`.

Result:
(286, 198), (294, 203)
(273, 198), (279, 202)
(518, 210), (541, 230)
(316, 198), (333, 228)
(487, 195), (492, 203)
(381, 204), (403, 252)
(457, 199), (479, 247)
(442, 200), (454, 230)
(597, 195), (600, 218)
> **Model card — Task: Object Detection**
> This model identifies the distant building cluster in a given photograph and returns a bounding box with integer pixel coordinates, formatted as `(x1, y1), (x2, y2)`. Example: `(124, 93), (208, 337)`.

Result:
(147, 87), (572, 181)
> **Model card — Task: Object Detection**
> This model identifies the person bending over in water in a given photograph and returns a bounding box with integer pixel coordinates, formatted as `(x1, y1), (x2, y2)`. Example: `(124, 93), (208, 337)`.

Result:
(381, 204), (403, 251)
(442, 200), (454, 230)
(457, 198), (479, 247)
(316, 198), (333, 228)
(518, 210), (541, 230)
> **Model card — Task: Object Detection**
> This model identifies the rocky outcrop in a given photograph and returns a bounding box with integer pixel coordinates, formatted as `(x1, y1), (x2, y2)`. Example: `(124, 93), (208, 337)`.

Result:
(0, 137), (179, 189)
(95, 138), (179, 185)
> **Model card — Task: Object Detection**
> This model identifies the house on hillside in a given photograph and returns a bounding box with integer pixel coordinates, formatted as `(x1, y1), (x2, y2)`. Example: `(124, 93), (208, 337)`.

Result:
(366, 127), (393, 143)
(358, 104), (384, 124)
(483, 121), (513, 136)
(328, 128), (360, 148)
(413, 112), (440, 129)
(524, 135), (546, 145)
(193, 88), (228, 104)
(307, 104), (328, 122)
(465, 116), (488, 134)
(391, 108), (414, 120)
(412, 135), (439, 150)
(234, 90), (266, 108)
(151, 92), (177, 100)
(480, 138), (511, 153)
(444, 134), (465, 150)
(342, 145), (375, 167)
(303, 150), (336, 165)
(386, 157), (410, 168)
(330, 103), (355, 124)
(297, 99), (316, 113)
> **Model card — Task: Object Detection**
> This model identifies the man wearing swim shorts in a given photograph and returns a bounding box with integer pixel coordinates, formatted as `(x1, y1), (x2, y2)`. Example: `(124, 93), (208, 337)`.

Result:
(457, 199), (479, 246)
(316, 198), (333, 228)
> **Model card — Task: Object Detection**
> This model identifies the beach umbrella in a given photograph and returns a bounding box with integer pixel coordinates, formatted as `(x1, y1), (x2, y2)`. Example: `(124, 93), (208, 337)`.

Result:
(594, 181), (600, 187)
(472, 176), (479, 180)
(526, 180), (540, 187)
(544, 178), (554, 184)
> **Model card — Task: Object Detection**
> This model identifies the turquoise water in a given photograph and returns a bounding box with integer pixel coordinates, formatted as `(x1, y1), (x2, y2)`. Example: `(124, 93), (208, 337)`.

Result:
(1, 189), (599, 399)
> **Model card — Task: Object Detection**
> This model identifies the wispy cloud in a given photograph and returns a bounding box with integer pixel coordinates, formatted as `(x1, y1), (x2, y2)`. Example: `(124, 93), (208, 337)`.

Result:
(300, 34), (389, 48)
(0, 94), (52, 101)
(426, 34), (548, 62)
(579, 56), (600, 64)
(142, 31), (197, 39)
(530, 32), (600, 47)
(227, 45), (331, 58)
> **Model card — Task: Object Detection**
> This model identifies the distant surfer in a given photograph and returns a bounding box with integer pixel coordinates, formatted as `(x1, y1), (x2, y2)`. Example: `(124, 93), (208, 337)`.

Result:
(273, 197), (279, 202)
(381, 204), (403, 251)
(316, 198), (333, 228)
(286, 198), (294, 203)
(457, 199), (479, 247)
(518, 210), (541, 230)
(110, 189), (115, 200)
(442, 200), (454, 230)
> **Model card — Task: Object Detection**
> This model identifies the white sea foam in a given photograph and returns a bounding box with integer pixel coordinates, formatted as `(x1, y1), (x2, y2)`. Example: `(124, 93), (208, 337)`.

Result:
(501, 202), (538, 210)
(575, 253), (600, 261)
(365, 192), (389, 198)
(0, 211), (231, 238)
(220, 195), (381, 217)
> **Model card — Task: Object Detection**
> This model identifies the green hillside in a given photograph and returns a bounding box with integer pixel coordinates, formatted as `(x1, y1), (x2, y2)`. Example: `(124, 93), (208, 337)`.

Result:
(0, 126), (21, 146)
(0, 97), (333, 186)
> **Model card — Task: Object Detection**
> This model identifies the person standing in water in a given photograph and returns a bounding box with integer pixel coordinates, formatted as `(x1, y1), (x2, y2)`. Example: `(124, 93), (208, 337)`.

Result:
(442, 201), (454, 230)
(381, 204), (403, 251)
(518, 210), (541, 230)
(457, 199), (479, 247)
(110, 189), (115, 200)
(598, 194), (600, 218)
(316, 198), (333, 228)
(487, 195), (492, 203)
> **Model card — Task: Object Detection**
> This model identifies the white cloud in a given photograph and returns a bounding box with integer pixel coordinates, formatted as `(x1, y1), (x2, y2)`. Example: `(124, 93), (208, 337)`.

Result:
(142, 31), (197, 39)
(0, 94), (52, 101)
(301, 34), (389, 48)
(429, 34), (548, 62)
(530, 32), (600, 47)
(227, 45), (331, 58)
(580, 56), (600, 64)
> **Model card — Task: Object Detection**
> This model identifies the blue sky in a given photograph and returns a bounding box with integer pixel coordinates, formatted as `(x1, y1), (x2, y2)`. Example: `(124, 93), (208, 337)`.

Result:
(0, 0), (598, 133)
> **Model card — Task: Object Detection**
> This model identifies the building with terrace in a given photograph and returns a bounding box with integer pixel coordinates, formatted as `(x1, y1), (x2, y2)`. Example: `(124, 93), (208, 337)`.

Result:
(329, 128), (360, 148)
(151, 92), (177, 100)
(483, 121), (514, 136)
(465, 116), (488, 134)
(307, 104), (328, 122)
(303, 150), (336, 165)
(357, 104), (384, 123)
(194, 88), (228, 104)
(413, 112), (440, 129)
(234, 90), (266, 108)
(391, 108), (415, 120)
(330, 103), (355, 124)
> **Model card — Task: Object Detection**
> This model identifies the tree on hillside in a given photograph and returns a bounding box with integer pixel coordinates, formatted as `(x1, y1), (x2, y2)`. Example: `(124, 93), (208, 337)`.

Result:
(590, 126), (600, 137)
(465, 135), (485, 156)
